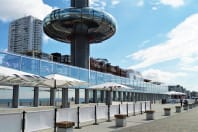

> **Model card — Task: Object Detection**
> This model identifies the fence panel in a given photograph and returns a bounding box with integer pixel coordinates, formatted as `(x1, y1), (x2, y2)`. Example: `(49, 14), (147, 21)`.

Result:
(120, 104), (127, 114)
(146, 101), (150, 110)
(128, 104), (134, 114)
(135, 103), (140, 113)
(0, 113), (22, 132)
(26, 110), (54, 132)
(79, 107), (95, 122)
(57, 108), (77, 123)
(97, 105), (108, 119)
(110, 105), (119, 116)
(141, 102), (145, 111)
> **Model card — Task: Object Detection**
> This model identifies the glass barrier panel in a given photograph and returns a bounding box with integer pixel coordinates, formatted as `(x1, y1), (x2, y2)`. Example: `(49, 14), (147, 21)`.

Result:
(89, 70), (97, 85)
(53, 63), (68, 76)
(68, 66), (79, 79)
(40, 60), (53, 76)
(96, 72), (104, 84)
(21, 57), (40, 75)
(0, 52), (6, 65)
(0, 52), (168, 93)
(78, 68), (89, 82)
(1, 54), (21, 70)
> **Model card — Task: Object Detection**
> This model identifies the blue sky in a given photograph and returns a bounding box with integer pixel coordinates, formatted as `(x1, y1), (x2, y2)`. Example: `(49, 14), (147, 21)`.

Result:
(0, 0), (198, 91)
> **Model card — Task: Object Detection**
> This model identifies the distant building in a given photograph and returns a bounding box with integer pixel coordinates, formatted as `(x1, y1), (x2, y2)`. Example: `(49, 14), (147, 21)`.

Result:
(168, 85), (185, 92)
(50, 53), (129, 77)
(126, 69), (143, 80)
(8, 16), (42, 55)
(51, 53), (71, 65)
(191, 91), (198, 98)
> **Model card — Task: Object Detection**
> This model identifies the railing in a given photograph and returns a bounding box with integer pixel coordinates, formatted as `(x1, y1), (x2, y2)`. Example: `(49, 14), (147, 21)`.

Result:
(0, 101), (151, 132)
(0, 51), (168, 93)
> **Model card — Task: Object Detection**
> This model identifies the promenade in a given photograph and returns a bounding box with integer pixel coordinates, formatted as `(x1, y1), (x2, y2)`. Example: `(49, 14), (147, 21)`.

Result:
(5, 101), (194, 132)
(72, 103), (198, 132)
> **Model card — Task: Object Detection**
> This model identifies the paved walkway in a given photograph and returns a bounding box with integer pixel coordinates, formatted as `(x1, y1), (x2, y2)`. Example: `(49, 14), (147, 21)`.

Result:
(115, 105), (198, 132)
(72, 103), (197, 132)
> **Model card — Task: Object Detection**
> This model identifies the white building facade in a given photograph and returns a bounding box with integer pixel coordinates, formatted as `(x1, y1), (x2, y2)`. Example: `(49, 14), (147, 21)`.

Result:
(8, 16), (42, 55)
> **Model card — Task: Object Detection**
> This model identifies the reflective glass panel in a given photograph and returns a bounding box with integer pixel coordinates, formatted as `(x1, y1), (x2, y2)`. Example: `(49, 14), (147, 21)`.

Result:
(40, 60), (53, 76)
(1, 54), (21, 70)
(21, 57), (40, 75)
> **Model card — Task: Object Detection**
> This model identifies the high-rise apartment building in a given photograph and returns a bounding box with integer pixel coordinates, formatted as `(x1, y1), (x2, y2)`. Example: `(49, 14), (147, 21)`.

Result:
(8, 16), (42, 55)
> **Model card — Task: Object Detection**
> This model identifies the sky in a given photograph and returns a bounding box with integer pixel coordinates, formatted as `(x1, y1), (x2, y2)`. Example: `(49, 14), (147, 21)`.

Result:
(0, 0), (198, 91)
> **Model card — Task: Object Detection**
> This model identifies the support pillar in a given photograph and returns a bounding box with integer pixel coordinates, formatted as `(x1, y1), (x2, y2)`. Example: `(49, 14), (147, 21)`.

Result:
(12, 85), (19, 108)
(118, 91), (123, 102)
(144, 93), (147, 101)
(142, 93), (145, 101)
(106, 91), (112, 105)
(71, 24), (89, 68)
(113, 91), (117, 101)
(85, 89), (89, 104)
(132, 92), (136, 102)
(127, 92), (131, 101)
(136, 93), (139, 101)
(50, 88), (56, 106)
(62, 88), (69, 108)
(75, 89), (80, 104)
(93, 90), (97, 103)
(123, 92), (127, 102)
(140, 93), (143, 101)
(100, 90), (104, 103)
(132, 92), (134, 101)
(33, 87), (39, 107)
(146, 93), (149, 101)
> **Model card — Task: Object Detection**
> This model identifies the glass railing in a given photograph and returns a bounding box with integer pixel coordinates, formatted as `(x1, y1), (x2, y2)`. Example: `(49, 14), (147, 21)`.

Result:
(0, 51), (168, 93)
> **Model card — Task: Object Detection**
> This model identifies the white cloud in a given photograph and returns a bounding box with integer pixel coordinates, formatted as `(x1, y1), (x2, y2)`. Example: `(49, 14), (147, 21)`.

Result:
(137, 0), (144, 7)
(90, 0), (121, 9)
(160, 0), (185, 8)
(128, 13), (198, 69)
(0, 0), (54, 22)
(0, 48), (7, 53)
(90, 0), (107, 10)
(181, 66), (198, 72)
(138, 40), (150, 48)
(180, 56), (198, 72)
(152, 6), (158, 10)
(142, 69), (186, 83)
(3, 48), (7, 52)
(111, 0), (120, 5)
(180, 56), (198, 66)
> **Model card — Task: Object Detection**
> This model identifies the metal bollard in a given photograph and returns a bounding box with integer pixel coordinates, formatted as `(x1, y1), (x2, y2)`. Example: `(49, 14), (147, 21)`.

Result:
(127, 103), (129, 117)
(119, 104), (121, 114)
(133, 103), (135, 116)
(54, 108), (57, 132)
(140, 102), (142, 114)
(22, 111), (26, 132)
(150, 101), (152, 110)
(75, 106), (81, 129)
(93, 105), (98, 125)
(107, 104), (111, 122)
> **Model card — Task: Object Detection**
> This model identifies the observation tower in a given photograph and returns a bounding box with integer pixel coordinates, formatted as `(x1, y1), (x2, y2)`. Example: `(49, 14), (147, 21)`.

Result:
(43, 0), (116, 68)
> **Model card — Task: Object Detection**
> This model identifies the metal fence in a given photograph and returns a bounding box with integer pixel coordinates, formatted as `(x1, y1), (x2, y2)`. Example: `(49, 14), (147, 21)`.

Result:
(0, 101), (151, 132)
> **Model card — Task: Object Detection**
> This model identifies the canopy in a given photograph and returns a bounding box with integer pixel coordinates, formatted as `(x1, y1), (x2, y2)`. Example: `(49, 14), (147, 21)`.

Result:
(88, 82), (132, 91)
(39, 74), (87, 88)
(0, 66), (46, 86)
(165, 91), (186, 95)
(0, 85), (12, 90)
